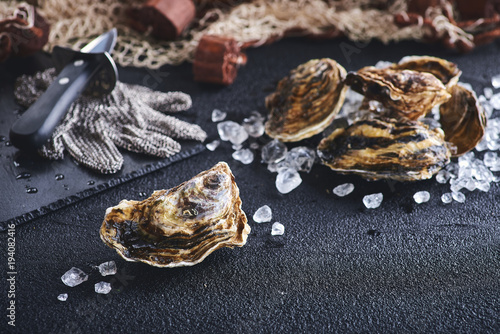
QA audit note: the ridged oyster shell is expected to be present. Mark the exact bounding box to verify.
[265,58,348,142]
[345,66,451,120]
[390,55,462,89]
[439,84,486,156]
[99,162,250,268]
[317,116,452,181]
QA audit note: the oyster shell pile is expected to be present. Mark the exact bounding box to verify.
[266,55,486,181]
[265,58,348,142]
[100,162,250,268]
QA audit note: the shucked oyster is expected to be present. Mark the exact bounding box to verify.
[317,116,452,181]
[265,58,348,142]
[439,84,486,156]
[390,55,462,89]
[345,67,451,120]
[100,162,250,268]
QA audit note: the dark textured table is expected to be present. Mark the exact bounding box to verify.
[1,37,500,333]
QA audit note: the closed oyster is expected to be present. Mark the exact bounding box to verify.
[265,58,348,142]
[345,67,451,120]
[390,55,462,88]
[439,84,486,156]
[99,162,250,268]
[317,116,452,181]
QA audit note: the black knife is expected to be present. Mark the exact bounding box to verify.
[10,29,118,151]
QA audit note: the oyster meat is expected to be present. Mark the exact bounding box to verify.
[317,116,452,181]
[390,55,462,89]
[439,84,486,156]
[100,162,250,268]
[345,67,451,120]
[265,58,348,142]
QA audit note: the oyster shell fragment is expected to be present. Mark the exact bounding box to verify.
[99,162,250,268]
[265,58,348,142]
[345,67,451,120]
[317,116,452,181]
[439,84,486,156]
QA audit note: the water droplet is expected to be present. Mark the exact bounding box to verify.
[13,161,20,167]
[55,174,64,181]
[5,141,12,146]
[87,180,95,185]
[16,172,31,180]
[26,187,38,194]
[0,136,6,142]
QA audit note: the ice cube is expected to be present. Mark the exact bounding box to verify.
[95,282,112,294]
[206,140,220,151]
[232,149,254,164]
[492,74,500,89]
[452,191,466,203]
[490,92,500,110]
[253,205,272,223]
[98,261,117,276]
[333,183,354,197]
[275,168,302,194]
[217,121,248,145]
[441,193,452,204]
[211,109,227,122]
[61,267,88,287]
[261,139,287,164]
[413,191,430,204]
[363,193,383,209]
[57,293,68,302]
[242,111,265,138]
[271,222,285,236]
[284,146,316,173]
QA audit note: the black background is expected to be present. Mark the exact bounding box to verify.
[1,36,500,333]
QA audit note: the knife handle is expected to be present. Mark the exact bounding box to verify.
[10,59,101,151]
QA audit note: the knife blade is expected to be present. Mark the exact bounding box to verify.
[9,29,118,151]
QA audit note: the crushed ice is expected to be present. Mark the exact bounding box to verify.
[61,267,88,287]
[271,222,285,236]
[253,205,272,223]
[95,282,112,294]
[98,261,117,276]
[57,293,68,302]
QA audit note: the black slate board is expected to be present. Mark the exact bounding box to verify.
[1,37,500,334]
[0,55,205,228]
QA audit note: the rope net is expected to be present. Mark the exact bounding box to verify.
[1,0,471,68]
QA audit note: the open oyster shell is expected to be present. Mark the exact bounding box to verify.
[317,116,452,181]
[390,55,462,89]
[100,162,250,268]
[265,58,348,142]
[345,67,451,120]
[439,84,486,156]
